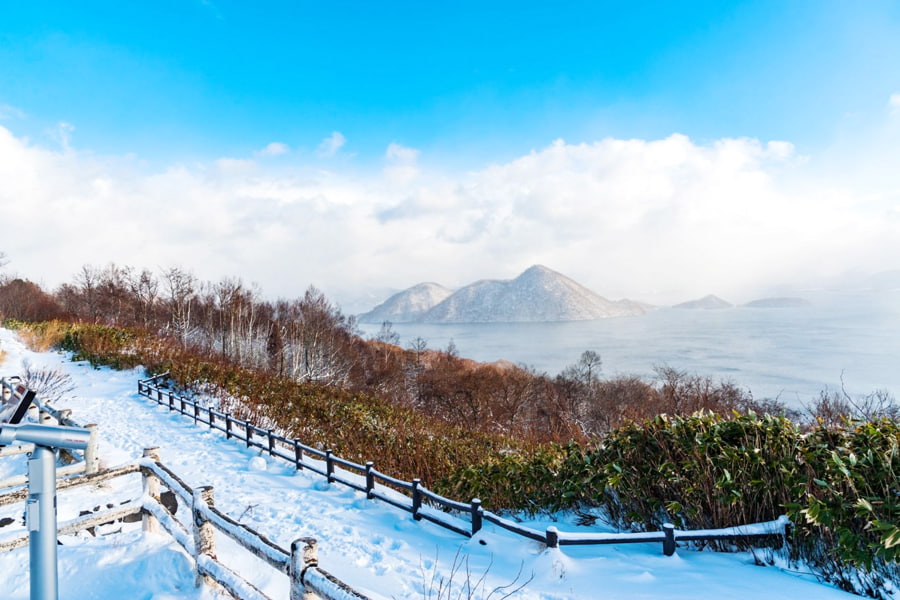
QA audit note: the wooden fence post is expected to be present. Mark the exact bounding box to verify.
[84,424,99,474]
[268,429,275,455]
[412,479,422,520]
[294,441,304,470]
[225,414,232,439]
[546,526,559,549]
[142,447,161,534]
[27,400,39,422]
[193,486,217,587]
[246,423,253,447]
[325,450,334,483]
[193,403,199,425]
[209,408,215,428]
[168,392,175,411]
[39,407,56,426]
[365,462,375,499]
[290,537,319,600]
[471,498,482,535]
[663,523,676,556]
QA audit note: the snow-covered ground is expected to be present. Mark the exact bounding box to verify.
[0,327,860,599]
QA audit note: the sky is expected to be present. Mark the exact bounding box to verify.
[1,1,899,309]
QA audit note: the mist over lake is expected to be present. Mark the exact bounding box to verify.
[358,290,900,407]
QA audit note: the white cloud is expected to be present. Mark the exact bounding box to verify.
[50,121,75,151]
[255,142,289,157]
[215,157,256,174]
[0,104,25,121]
[316,131,345,157]
[383,142,420,185]
[0,122,897,307]
[890,93,900,115]
[385,142,419,163]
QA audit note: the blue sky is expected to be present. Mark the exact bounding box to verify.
[3,1,898,163]
[1,2,899,306]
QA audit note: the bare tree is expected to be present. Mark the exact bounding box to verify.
[374,320,400,345]
[266,319,285,376]
[162,267,198,346]
[74,265,101,321]
[130,268,159,328]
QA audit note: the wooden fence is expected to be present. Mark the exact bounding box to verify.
[0,376,100,488]
[138,373,791,556]
[0,448,370,600]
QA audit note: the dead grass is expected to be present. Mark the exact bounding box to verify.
[15,320,69,352]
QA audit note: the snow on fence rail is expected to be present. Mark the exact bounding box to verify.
[0,376,100,488]
[138,373,792,556]
[0,448,371,600]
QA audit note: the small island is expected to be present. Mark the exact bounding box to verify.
[742,297,811,308]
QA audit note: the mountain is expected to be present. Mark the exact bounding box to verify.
[673,294,733,309]
[357,282,453,323]
[398,265,648,323]
[742,297,811,308]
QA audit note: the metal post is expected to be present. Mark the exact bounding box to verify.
[28,445,58,600]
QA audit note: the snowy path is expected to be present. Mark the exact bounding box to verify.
[0,327,859,599]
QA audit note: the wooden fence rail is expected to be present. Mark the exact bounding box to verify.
[138,374,792,556]
[0,451,370,600]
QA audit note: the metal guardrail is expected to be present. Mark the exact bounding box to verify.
[0,377,99,488]
[138,373,792,556]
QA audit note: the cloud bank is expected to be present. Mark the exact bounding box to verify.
[0,113,897,309]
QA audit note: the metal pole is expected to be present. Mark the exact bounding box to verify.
[28,444,58,600]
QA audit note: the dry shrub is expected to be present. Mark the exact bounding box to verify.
[20,359,75,404]
[12,320,70,352]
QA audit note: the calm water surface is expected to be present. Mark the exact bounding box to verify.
[358,291,900,406]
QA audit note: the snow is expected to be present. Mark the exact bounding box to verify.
[0,327,861,599]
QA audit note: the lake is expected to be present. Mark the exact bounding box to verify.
[357,290,900,407]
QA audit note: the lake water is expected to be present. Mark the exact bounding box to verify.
[358,290,900,407]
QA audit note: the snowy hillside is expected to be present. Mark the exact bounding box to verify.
[362,265,648,324]
[423,265,648,322]
[0,327,859,599]
[358,283,453,324]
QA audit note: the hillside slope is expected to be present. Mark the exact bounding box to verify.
[0,328,856,600]
[357,282,453,323]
